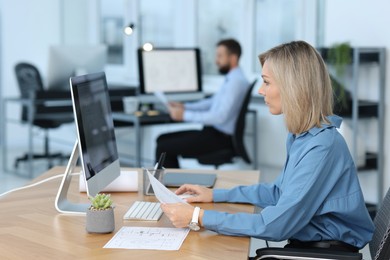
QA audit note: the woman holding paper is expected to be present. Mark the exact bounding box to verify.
[161,41,374,253]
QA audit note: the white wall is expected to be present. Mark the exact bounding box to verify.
[0,0,97,97]
[0,1,71,154]
[1,0,61,97]
[0,1,96,152]
[62,0,93,44]
[324,0,390,201]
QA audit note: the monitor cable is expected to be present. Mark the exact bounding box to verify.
[0,172,80,198]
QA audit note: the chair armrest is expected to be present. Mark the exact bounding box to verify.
[254,247,362,260]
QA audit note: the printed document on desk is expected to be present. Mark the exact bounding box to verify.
[146,169,187,204]
[104,226,189,250]
[104,172,190,250]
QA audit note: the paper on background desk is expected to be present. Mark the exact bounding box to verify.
[146,169,187,204]
[154,91,169,110]
[104,226,189,250]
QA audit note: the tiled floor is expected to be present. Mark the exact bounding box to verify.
[0,148,372,259]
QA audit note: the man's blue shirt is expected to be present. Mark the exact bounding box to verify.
[202,115,374,248]
[183,67,249,135]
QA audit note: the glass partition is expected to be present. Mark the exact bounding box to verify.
[254,0,301,71]
[100,0,126,64]
[197,0,244,75]
[138,0,176,47]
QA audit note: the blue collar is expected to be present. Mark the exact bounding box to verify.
[296,115,342,138]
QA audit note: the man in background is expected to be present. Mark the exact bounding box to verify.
[155,39,249,168]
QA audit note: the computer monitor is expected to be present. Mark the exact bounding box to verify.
[47,45,107,91]
[138,48,202,95]
[55,72,120,214]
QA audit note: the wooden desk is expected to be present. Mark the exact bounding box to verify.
[0,167,259,259]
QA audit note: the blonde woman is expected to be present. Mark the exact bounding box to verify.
[161,41,374,253]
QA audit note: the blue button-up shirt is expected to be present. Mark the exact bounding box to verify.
[203,115,374,248]
[183,67,249,135]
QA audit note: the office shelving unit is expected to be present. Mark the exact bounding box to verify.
[319,47,386,211]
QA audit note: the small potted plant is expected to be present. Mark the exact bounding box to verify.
[86,193,115,234]
[328,42,352,77]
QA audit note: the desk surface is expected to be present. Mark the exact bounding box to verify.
[0,167,259,259]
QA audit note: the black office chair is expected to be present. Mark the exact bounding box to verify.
[254,187,390,260]
[183,79,257,169]
[14,62,74,168]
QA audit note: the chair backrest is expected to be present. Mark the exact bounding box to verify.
[15,62,44,96]
[231,79,257,164]
[15,62,45,122]
[370,187,390,260]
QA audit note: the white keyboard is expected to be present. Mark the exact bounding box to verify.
[123,201,163,221]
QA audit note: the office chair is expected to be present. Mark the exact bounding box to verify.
[253,187,390,260]
[14,62,74,168]
[183,79,257,169]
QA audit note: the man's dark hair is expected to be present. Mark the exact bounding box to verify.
[217,39,242,59]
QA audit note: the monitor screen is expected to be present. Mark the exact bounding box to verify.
[138,48,202,94]
[70,72,120,197]
[47,45,107,91]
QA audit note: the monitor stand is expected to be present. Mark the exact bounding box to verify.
[55,140,89,214]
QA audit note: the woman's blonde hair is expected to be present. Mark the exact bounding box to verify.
[259,41,333,134]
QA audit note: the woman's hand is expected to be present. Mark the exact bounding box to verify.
[162,185,212,228]
[161,203,196,228]
[175,184,213,203]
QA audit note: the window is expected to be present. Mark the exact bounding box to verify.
[100,0,127,64]
[254,0,320,72]
[99,0,180,80]
[95,0,318,80]
[254,0,301,71]
[100,0,176,65]
[138,0,176,47]
[197,0,245,75]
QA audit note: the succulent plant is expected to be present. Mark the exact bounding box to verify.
[88,193,113,210]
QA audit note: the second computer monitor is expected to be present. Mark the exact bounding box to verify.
[47,45,107,91]
[138,48,202,94]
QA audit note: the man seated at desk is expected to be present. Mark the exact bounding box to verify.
[155,38,249,168]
